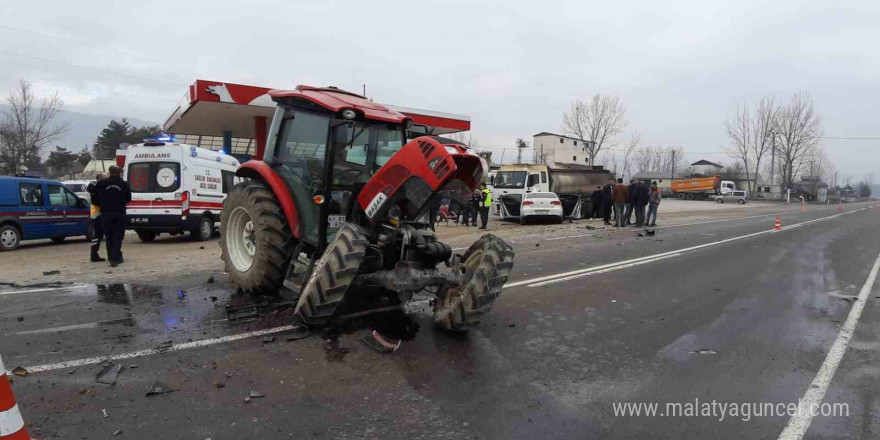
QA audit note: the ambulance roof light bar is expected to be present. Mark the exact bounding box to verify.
[144,134,177,143]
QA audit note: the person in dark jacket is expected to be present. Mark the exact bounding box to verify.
[87,173,106,262]
[590,186,604,219]
[646,181,661,226]
[93,166,132,266]
[624,179,637,226]
[602,179,615,225]
[633,179,650,226]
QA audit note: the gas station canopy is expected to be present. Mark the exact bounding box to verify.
[164,80,471,140]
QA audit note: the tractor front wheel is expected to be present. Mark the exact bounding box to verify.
[220,181,296,295]
[433,234,515,331]
[293,222,368,327]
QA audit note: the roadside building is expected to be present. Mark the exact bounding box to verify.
[632,171,675,196]
[532,132,595,167]
[689,159,724,177]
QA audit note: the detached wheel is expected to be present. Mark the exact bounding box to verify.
[192,216,213,241]
[51,236,66,243]
[136,230,157,242]
[220,180,296,295]
[0,225,21,251]
[434,234,515,331]
[293,222,367,327]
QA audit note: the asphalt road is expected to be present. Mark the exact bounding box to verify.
[2,202,879,439]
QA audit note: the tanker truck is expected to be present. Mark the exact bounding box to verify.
[671,175,737,200]
[491,164,614,220]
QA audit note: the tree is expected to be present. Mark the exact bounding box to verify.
[562,95,627,164]
[620,132,640,180]
[857,181,872,198]
[0,80,69,174]
[94,119,133,159]
[446,131,479,150]
[773,92,822,190]
[131,125,163,142]
[724,103,752,190]
[634,145,684,176]
[750,97,777,191]
[45,146,78,176]
[77,148,92,167]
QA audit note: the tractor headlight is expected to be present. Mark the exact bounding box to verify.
[341,109,356,120]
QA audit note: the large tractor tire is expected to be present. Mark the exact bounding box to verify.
[220,181,296,295]
[293,222,368,327]
[434,234,515,331]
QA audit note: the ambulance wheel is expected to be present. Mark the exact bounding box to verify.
[0,225,21,251]
[136,230,157,242]
[192,216,213,241]
[51,237,66,243]
[220,180,296,296]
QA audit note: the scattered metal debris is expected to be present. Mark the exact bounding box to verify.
[361,330,401,354]
[11,366,28,377]
[96,362,122,385]
[508,323,516,328]
[214,382,225,389]
[145,381,174,396]
[207,275,215,284]
[42,270,60,276]
[249,391,265,399]
[102,409,108,418]
[262,335,275,344]
[177,290,186,299]
[691,349,718,355]
[155,341,173,352]
[114,430,122,436]
[645,229,655,236]
[16,316,23,322]
[285,326,311,341]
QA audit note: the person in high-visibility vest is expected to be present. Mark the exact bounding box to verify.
[478,183,492,229]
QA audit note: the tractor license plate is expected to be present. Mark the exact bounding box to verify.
[327,215,346,228]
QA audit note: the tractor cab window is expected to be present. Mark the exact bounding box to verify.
[330,121,404,186]
[274,110,331,245]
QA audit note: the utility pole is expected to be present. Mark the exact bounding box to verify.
[362,84,366,96]
[670,149,676,181]
[769,131,776,197]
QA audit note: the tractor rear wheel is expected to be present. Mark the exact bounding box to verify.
[433,234,515,331]
[293,222,368,327]
[220,180,296,295]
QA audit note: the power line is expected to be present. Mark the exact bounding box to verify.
[820,136,880,140]
[0,76,179,103]
[0,50,182,87]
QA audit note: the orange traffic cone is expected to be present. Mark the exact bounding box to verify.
[1,354,32,440]
[775,215,781,230]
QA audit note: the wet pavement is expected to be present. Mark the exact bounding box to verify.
[1,203,879,439]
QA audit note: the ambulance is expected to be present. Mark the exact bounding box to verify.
[124,139,241,242]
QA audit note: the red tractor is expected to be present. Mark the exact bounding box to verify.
[220,86,514,331]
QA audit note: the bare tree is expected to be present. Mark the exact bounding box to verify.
[750,97,777,191]
[0,80,69,175]
[773,92,822,190]
[634,145,684,176]
[724,103,752,190]
[447,131,479,150]
[562,95,627,164]
[620,132,640,180]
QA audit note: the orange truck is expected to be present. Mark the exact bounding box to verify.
[671,176,737,200]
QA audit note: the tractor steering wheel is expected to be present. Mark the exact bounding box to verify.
[333,168,365,184]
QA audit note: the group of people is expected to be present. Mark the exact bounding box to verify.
[590,178,661,227]
[431,184,492,230]
[87,165,133,267]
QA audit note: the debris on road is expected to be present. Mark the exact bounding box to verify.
[177,290,186,299]
[155,341,173,352]
[509,323,516,328]
[16,316,23,322]
[207,275,215,284]
[262,335,275,344]
[102,409,108,418]
[96,362,122,385]
[145,381,174,396]
[42,270,60,276]
[361,330,401,353]
[249,391,265,399]
[11,366,28,377]
[214,382,225,389]
[691,349,718,355]
[286,326,311,341]
[114,430,122,436]
[645,229,655,236]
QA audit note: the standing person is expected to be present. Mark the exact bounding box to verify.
[624,179,637,226]
[429,193,442,231]
[87,173,106,262]
[467,189,481,227]
[602,179,615,225]
[612,178,629,227]
[633,179,649,227]
[590,186,604,219]
[478,183,492,229]
[93,166,132,267]
[646,181,661,226]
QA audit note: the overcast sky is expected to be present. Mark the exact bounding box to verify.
[1,0,877,179]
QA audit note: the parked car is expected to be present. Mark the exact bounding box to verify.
[520,192,564,224]
[715,190,748,204]
[0,175,91,251]
[62,180,94,200]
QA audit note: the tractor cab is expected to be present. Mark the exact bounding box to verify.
[262,90,410,247]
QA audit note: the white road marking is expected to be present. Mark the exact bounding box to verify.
[11,317,133,335]
[545,234,592,241]
[777,249,880,440]
[7,325,295,375]
[0,284,89,296]
[527,253,681,287]
[505,206,869,289]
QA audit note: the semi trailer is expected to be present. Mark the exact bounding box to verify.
[671,176,737,200]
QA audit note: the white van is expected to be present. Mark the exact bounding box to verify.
[124,142,241,242]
